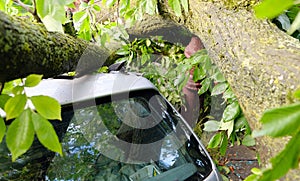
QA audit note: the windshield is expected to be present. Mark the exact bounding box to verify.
[0,89,212,180]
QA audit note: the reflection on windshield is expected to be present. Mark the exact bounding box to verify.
[0,90,212,180]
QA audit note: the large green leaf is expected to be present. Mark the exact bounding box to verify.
[30,95,62,120]
[168,0,182,17]
[0,117,5,143]
[25,74,43,87]
[222,101,240,122]
[36,0,49,18]
[253,103,300,137]
[6,109,35,161]
[4,94,27,120]
[211,82,228,96]
[32,112,62,155]
[203,120,220,132]
[254,0,294,19]
[258,131,300,181]
[41,15,64,33]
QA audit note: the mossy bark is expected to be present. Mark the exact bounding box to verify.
[181,1,300,179]
[0,11,111,83]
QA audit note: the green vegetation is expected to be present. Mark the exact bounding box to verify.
[0,0,300,180]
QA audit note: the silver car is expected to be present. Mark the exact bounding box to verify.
[0,71,222,181]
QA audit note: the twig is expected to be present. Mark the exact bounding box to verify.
[13,0,34,14]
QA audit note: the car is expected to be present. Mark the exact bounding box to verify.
[0,71,222,181]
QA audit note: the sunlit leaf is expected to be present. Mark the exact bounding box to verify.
[203,120,220,132]
[93,4,101,11]
[287,11,300,35]
[222,101,240,122]
[4,94,27,120]
[220,120,234,137]
[0,117,5,143]
[242,135,256,146]
[254,0,294,19]
[180,0,189,13]
[294,88,300,99]
[208,132,222,148]
[168,0,181,17]
[36,0,49,18]
[25,74,43,87]
[106,0,117,7]
[31,95,62,120]
[198,78,211,95]
[41,15,64,33]
[6,109,34,161]
[253,103,300,137]
[32,112,62,155]
[211,82,228,96]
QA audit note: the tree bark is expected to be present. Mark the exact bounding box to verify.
[181,1,300,179]
[0,11,111,83]
[1,0,300,178]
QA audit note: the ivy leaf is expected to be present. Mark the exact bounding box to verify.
[168,0,181,17]
[30,96,62,120]
[207,132,222,148]
[242,135,256,146]
[6,109,35,161]
[198,78,211,95]
[211,82,228,96]
[25,74,43,87]
[253,103,300,138]
[0,117,5,143]
[32,112,62,155]
[4,94,27,120]
[254,0,294,19]
[203,120,220,132]
[0,94,11,109]
[180,0,189,13]
[222,101,240,122]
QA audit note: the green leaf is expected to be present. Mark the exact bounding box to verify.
[242,135,256,146]
[4,94,27,120]
[211,82,228,96]
[168,0,182,17]
[287,11,300,35]
[193,66,206,82]
[145,0,157,15]
[0,94,11,109]
[93,4,101,11]
[6,109,35,161]
[30,95,62,120]
[222,101,240,122]
[220,133,228,156]
[106,0,117,7]
[32,112,62,155]
[36,0,49,18]
[253,103,300,137]
[0,117,5,143]
[0,0,5,11]
[25,74,43,87]
[203,120,220,132]
[198,78,211,95]
[258,131,300,181]
[180,0,189,13]
[294,88,300,99]
[212,71,226,83]
[41,15,64,33]
[219,120,234,137]
[207,132,222,148]
[12,86,24,95]
[254,0,294,19]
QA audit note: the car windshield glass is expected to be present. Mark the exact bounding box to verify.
[0,90,212,180]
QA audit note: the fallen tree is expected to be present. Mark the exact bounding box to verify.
[1,0,300,179]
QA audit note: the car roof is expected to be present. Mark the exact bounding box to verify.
[25,72,157,105]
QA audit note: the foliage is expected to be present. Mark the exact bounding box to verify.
[245,89,300,181]
[0,74,62,161]
[255,0,300,37]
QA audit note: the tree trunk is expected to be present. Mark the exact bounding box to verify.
[0,11,111,83]
[180,1,300,179]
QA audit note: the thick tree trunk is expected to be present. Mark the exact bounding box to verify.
[0,11,111,83]
[181,1,300,179]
